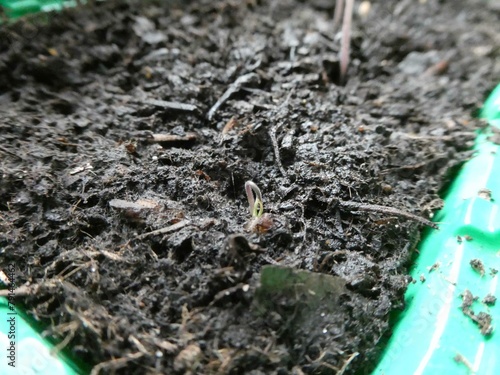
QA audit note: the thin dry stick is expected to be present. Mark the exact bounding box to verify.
[149,133,197,143]
[0,283,46,297]
[206,72,259,120]
[129,335,149,354]
[453,353,475,373]
[269,123,288,178]
[268,91,293,180]
[140,99,198,112]
[136,220,190,239]
[333,0,345,28]
[50,321,79,355]
[339,201,439,229]
[90,352,144,375]
[339,0,354,83]
[338,352,359,375]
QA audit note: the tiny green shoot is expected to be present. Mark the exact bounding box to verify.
[245,181,264,218]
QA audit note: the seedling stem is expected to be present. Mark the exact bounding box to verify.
[339,0,354,83]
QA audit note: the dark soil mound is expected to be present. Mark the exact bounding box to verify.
[1,0,498,373]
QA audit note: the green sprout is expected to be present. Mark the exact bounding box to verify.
[245,181,264,218]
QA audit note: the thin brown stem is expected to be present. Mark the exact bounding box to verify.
[339,0,354,84]
[339,201,439,229]
[333,0,344,29]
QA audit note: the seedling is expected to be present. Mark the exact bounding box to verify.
[244,181,274,234]
[245,181,264,218]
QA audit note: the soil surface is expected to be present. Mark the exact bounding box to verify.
[1,0,499,374]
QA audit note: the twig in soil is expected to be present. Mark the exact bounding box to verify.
[269,123,288,178]
[90,352,144,375]
[245,181,264,218]
[65,304,101,337]
[57,261,91,281]
[208,283,249,307]
[147,133,198,143]
[339,201,439,229]
[0,145,25,160]
[339,0,354,83]
[393,131,476,141]
[136,220,191,240]
[379,161,428,174]
[50,320,79,355]
[316,362,339,372]
[129,335,149,354]
[140,99,198,112]
[206,72,259,120]
[0,284,45,297]
[268,90,293,179]
[338,352,359,375]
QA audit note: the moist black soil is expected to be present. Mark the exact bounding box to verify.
[1,0,499,374]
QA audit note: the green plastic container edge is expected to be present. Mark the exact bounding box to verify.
[0,0,80,19]
[374,84,500,375]
[0,295,85,374]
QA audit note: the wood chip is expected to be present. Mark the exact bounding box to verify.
[149,133,198,143]
[141,99,198,112]
[109,199,160,211]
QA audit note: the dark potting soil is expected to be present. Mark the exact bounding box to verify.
[1,0,499,373]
